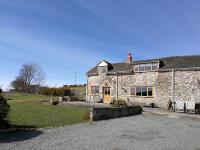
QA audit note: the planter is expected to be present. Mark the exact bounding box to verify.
[52,101,59,105]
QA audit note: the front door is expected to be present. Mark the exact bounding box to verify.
[103,87,111,104]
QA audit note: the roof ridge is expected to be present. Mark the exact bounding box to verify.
[133,54,200,62]
[87,54,200,75]
[159,54,200,60]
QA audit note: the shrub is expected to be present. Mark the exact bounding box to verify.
[52,101,59,105]
[70,96,79,101]
[39,87,70,96]
[0,94,10,121]
[110,99,127,107]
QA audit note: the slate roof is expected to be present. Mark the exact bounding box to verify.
[86,63,132,75]
[86,55,200,75]
[107,63,133,73]
[134,55,200,69]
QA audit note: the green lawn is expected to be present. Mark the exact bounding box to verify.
[4,93,89,129]
[5,93,57,101]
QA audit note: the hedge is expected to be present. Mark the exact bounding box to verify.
[39,87,70,96]
[0,94,10,121]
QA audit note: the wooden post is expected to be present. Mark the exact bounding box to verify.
[90,107,94,122]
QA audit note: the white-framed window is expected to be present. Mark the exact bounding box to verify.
[91,86,99,95]
[152,63,158,70]
[134,63,158,72]
[103,87,111,95]
[130,86,153,97]
[98,66,107,74]
[139,64,145,71]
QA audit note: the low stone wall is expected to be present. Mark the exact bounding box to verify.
[90,106,142,121]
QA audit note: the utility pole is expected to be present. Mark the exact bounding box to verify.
[75,72,77,85]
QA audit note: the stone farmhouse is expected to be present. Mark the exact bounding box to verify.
[86,53,200,108]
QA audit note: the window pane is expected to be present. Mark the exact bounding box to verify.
[152,63,158,70]
[98,67,102,73]
[104,88,110,95]
[130,87,136,95]
[91,87,94,94]
[107,88,110,95]
[91,86,99,94]
[136,87,141,96]
[95,87,99,94]
[98,67,107,74]
[139,64,145,71]
[148,87,153,96]
[145,64,152,71]
[135,65,139,71]
[102,67,107,73]
[141,87,147,96]
[104,88,107,95]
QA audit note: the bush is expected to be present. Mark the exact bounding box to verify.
[70,96,78,101]
[52,101,59,105]
[39,87,70,96]
[110,99,127,107]
[0,94,10,121]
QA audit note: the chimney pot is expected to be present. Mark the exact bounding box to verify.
[126,53,132,63]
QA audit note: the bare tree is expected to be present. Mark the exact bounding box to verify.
[19,63,45,85]
[11,63,45,93]
[11,76,26,93]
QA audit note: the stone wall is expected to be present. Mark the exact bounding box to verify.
[155,71,172,107]
[87,74,117,103]
[87,70,200,108]
[117,72,158,106]
[90,106,143,121]
[174,71,200,102]
[87,75,101,103]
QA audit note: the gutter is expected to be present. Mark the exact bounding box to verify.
[159,67,200,72]
[172,69,175,103]
[106,70,133,75]
[87,73,98,76]
[131,60,160,65]
[116,73,118,100]
[86,75,89,102]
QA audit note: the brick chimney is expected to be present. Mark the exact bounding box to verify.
[126,53,132,63]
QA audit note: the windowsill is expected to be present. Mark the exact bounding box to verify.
[129,95,154,98]
[90,94,99,96]
[134,70,158,73]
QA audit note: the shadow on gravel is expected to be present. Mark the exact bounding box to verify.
[0,125,43,143]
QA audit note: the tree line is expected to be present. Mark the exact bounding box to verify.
[11,63,45,93]
[39,87,70,96]
[10,63,72,96]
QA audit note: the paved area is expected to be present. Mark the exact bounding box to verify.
[1,113,200,150]
[143,107,200,120]
[61,101,112,108]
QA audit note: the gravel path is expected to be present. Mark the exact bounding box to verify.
[1,113,200,150]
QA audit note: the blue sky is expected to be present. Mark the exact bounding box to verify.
[0,0,200,90]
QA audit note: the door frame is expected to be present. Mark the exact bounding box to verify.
[103,87,111,104]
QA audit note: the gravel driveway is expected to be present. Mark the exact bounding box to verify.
[1,113,200,150]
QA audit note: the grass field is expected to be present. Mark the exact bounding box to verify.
[4,93,89,129]
[5,93,57,101]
